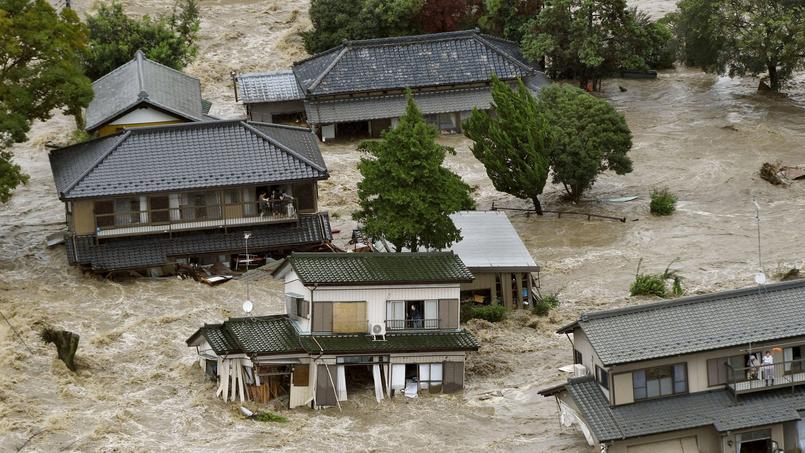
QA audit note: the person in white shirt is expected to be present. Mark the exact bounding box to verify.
[762,351,775,386]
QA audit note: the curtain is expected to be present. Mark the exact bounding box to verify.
[425,300,438,327]
[372,364,384,403]
[336,365,347,401]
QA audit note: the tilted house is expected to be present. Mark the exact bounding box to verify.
[48,120,332,273]
[540,280,805,453]
[86,50,214,137]
[235,29,550,140]
[187,252,479,409]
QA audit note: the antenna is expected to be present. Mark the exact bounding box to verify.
[753,199,766,286]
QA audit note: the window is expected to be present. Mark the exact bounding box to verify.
[418,363,443,392]
[707,355,745,386]
[286,295,308,319]
[633,363,687,401]
[573,349,583,365]
[386,300,439,330]
[596,366,609,390]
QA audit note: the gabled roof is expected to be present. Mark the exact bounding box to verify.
[274,252,474,286]
[292,29,538,96]
[49,120,328,200]
[559,279,805,366]
[447,211,539,272]
[546,376,805,442]
[86,50,205,131]
[236,70,305,103]
[186,314,479,356]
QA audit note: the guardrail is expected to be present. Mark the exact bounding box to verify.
[386,319,439,330]
[726,357,805,395]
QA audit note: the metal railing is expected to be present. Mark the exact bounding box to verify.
[726,358,805,395]
[93,199,297,235]
[386,319,439,330]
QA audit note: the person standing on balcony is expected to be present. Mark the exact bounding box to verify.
[762,351,775,386]
[259,192,270,217]
[747,354,760,380]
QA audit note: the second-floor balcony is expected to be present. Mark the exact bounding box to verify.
[94,199,297,239]
[386,319,440,331]
[727,358,805,395]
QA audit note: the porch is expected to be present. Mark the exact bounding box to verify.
[727,358,805,395]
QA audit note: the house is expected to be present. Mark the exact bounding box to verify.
[86,50,214,137]
[48,120,332,273]
[186,252,480,408]
[235,29,550,140]
[368,211,540,309]
[539,279,805,453]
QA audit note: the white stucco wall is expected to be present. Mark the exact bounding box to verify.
[109,106,180,125]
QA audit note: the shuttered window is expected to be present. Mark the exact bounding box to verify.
[312,302,333,333]
[293,364,309,387]
[438,299,459,329]
[706,355,745,386]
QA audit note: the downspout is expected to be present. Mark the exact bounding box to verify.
[307,284,342,411]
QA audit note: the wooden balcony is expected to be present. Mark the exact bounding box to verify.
[94,200,297,239]
[727,358,805,395]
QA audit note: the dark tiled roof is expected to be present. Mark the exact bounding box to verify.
[248,122,326,168]
[236,70,305,103]
[49,120,327,200]
[293,30,539,95]
[187,314,479,356]
[279,252,474,286]
[560,279,805,366]
[86,50,204,131]
[67,213,332,271]
[557,377,805,442]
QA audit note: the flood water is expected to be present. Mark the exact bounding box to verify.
[2,0,805,451]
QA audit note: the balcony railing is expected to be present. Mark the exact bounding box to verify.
[386,319,439,331]
[93,200,297,238]
[726,358,805,395]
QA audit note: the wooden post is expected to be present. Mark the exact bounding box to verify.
[502,272,513,309]
[515,273,524,310]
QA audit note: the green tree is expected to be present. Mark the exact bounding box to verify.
[303,0,421,54]
[629,10,675,70]
[521,0,669,89]
[538,84,632,201]
[0,0,92,202]
[477,0,542,42]
[673,0,805,91]
[355,92,475,251]
[84,0,200,80]
[463,77,552,214]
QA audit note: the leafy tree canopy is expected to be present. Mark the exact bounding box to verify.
[463,76,552,214]
[671,0,805,91]
[84,0,200,80]
[521,0,673,89]
[355,92,475,251]
[0,0,92,202]
[539,83,632,201]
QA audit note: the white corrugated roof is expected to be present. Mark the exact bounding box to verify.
[448,211,539,272]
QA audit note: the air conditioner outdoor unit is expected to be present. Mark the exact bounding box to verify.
[573,364,588,377]
[370,323,386,340]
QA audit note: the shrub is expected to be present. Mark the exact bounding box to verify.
[630,274,668,297]
[253,411,287,423]
[461,303,507,323]
[760,162,784,185]
[650,188,677,216]
[532,293,560,317]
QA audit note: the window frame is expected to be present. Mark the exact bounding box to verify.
[573,349,583,365]
[595,365,609,390]
[632,362,688,401]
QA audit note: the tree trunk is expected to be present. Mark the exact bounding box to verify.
[531,196,544,215]
[767,63,779,92]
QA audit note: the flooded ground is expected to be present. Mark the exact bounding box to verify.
[3,0,805,451]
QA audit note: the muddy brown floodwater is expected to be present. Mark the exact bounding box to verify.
[3,0,805,451]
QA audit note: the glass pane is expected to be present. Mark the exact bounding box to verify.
[659,377,673,395]
[674,380,687,393]
[646,379,660,398]
[633,370,646,387]
[431,363,443,382]
[419,364,430,381]
[634,387,647,400]
[425,300,438,320]
[673,363,686,381]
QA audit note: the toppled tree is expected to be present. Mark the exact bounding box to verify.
[630,259,684,298]
[355,92,475,251]
[539,84,633,202]
[0,0,93,202]
[463,77,552,214]
[650,188,677,215]
[84,0,200,80]
[40,327,80,372]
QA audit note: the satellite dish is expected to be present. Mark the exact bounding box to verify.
[242,300,253,314]
[755,272,767,285]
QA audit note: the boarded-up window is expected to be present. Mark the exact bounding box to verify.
[443,361,464,393]
[333,302,366,333]
[293,183,316,212]
[312,302,333,333]
[439,299,459,329]
[293,364,309,387]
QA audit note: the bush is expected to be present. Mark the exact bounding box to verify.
[630,274,667,297]
[760,162,784,185]
[253,411,287,423]
[461,303,507,323]
[532,293,560,317]
[650,188,677,216]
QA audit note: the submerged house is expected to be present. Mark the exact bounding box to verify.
[48,120,332,273]
[235,29,549,140]
[186,252,479,408]
[86,50,214,137]
[540,280,805,453]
